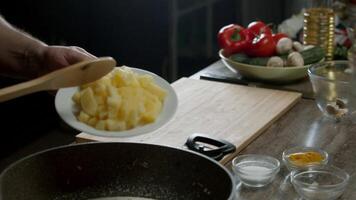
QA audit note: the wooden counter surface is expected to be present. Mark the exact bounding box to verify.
[229,98,356,199]
[193,60,356,199]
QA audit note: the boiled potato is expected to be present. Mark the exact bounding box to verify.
[78,111,90,123]
[112,68,140,87]
[143,83,166,101]
[80,88,97,116]
[140,89,162,123]
[139,75,166,101]
[72,66,167,132]
[106,119,126,131]
[72,91,81,104]
[87,117,98,126]
[95,120,106,130]
[142,98,162,123]
[107,95,121,119]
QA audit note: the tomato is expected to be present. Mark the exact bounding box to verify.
[247,21,272,36]
[272,33,289,44]
[217,24,251,55]
[245,33,276,57]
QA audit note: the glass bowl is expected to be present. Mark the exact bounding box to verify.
[291,165,350,200]
[282,146,328,172]
[308,61,351,120]
[232,154,280,187]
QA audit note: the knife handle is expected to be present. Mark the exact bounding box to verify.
[200,74,248,85]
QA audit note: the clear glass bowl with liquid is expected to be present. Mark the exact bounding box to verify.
[308,61,351,120]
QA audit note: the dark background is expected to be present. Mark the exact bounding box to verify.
[0,0,304,170]
[0,0,303,80]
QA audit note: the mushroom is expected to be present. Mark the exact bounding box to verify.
[276,38,293,55]
[267,56,284,67]
[286,52,304,67]
[292,41,304,52]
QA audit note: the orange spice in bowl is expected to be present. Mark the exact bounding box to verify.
[282,147,328,171]
[287,151,324,166]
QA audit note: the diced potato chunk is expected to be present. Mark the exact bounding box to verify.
[95,120,106,130]
[72,91,81,104]
[143,83,167,101]
[80,88,97,116]
[78,111,90,123]
[87,117,98,126]
[72,67,167,132]
[141,93,162,123]
[106,119,126,131]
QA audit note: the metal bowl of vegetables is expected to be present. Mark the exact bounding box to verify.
[219,46,325,83]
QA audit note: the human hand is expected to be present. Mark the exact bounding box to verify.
[33,45,96,76]
[0,15,97,79]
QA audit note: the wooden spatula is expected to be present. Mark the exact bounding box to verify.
[0,57,116,102]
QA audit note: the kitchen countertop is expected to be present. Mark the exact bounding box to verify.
[230,98,356,199]
[2,60,355,199]
[192,60,356,199]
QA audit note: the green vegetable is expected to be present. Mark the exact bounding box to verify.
[229,46,325,66]
[229,53,249,63]
[299,46,325,65]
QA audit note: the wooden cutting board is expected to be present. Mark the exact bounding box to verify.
[76,78,301,164]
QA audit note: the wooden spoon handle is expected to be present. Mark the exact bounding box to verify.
[0,78,47,102]
[0,57,116,102]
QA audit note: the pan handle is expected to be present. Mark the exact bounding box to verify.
[185,133,236,161]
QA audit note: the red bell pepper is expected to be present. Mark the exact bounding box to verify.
[243,21,276,57]
[218,24,251,55]
[247,21,272,36]
[245,33,276,57]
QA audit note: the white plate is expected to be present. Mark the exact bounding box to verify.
[55,67,178,138]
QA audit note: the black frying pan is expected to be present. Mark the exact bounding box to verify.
[0,135,236,200]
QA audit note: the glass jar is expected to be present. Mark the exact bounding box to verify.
[347,27,356,122]
[303,0,335,60]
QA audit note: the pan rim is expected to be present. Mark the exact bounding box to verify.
[0,142,236,200]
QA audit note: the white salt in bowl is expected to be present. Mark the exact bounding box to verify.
[232,154,280,187]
